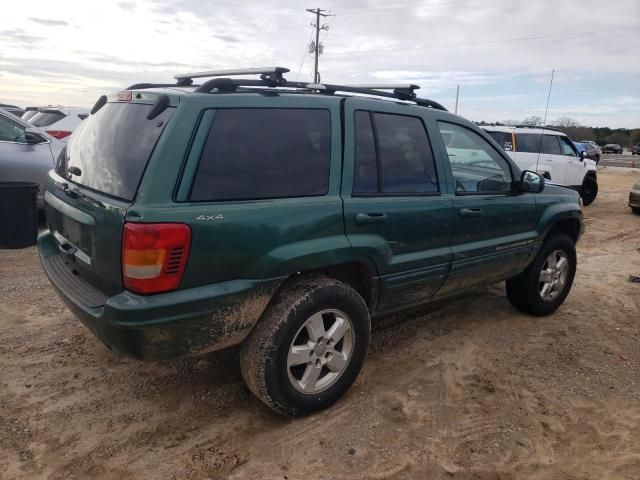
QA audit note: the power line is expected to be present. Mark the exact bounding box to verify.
[324,27,640,56]
[295,26,317,82]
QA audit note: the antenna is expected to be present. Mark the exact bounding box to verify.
[454,84,460,114]
[536,69,555,172]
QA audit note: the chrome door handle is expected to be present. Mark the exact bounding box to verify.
[459,208,482,218]
[355,213,388,225]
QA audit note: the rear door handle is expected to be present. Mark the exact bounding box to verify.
[355,212,387,225]
[459,208,482,218]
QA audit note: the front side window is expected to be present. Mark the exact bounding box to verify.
[541,135,562,155]
[0,114,27,143]
[438,122,512,194]
[558,136,578,157]
[353,111,438,194]
[190,109,331,201]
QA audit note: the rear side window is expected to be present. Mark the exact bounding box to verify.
[56,102,174,201]
[515,133,542,153]
[353,111,438,194]
[30,111,66,127]
[190,109,331,201]
[486,131,513,151]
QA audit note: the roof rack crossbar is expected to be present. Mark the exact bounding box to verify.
[128,69,447,111]
[176,67,289,86]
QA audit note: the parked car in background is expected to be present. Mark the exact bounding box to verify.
[0,108,64,208]
[482,125,598,205]
[631,143,640,155]
[580,140,601,154]
[25,106,90,141]
[630,180,640,215]
[602,143,623,154]
[20,107,40,122]
[38,67,584,417]
[0,103,25,117]
[573,141,600,164]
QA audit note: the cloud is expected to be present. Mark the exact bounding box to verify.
[29,18,69,26]
[0,29,43,46]
[1,0,638,127]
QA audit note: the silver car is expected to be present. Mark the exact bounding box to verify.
[0,108,64,208]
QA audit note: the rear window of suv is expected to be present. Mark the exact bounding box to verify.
[30,111,66,127]
[55,102,174,201]
[190,109,331,201]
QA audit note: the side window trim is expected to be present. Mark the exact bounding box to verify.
[352,110,441,197]
[369,111,383,193]
[175,109,216,202]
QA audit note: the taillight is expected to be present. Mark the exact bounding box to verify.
[46,130,72,139]
[122,223,191,294]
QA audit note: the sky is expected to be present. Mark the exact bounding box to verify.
[1,0,639,128]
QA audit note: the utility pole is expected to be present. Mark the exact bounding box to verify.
[306,8,332,83]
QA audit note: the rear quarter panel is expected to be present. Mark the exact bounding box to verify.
[131,94,355,289]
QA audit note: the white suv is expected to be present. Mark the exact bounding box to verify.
[23,106,89,141]
[482,126,598,205]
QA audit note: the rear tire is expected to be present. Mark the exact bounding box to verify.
[580,176,598,206]
[240,276,370,417]
[632,207,640,215]
[506,234,577,316]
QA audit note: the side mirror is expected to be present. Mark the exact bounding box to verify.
[580,150,587,160]
[24,129,47,144]
[520,170,545,193]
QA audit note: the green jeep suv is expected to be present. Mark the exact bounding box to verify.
[38,67,584,416]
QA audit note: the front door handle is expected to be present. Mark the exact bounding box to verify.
[459,208,482,218]
[355,212,388,225]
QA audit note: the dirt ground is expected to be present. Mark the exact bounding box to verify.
[1,169,639,480]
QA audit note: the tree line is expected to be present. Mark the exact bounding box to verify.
[476,116,640,147]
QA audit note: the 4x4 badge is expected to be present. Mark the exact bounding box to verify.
[196,214,224,221]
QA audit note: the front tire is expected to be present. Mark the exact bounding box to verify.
[580,176,598,206]
[632,207,640,215]
[506,234,577,316]
[240,276,371,417]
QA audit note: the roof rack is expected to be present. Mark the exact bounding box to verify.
[126,67,448,111]
[513,125,563,132]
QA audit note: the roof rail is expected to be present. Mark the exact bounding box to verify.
[126,66,448,111]
[513,124,564,132]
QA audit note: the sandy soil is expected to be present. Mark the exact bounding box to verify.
[1,169,639,480]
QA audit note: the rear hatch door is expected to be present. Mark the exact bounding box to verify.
[44,96,175,296]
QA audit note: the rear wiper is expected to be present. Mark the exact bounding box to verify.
[62,184,105,208]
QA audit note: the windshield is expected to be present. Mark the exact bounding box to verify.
[55,102,174,201]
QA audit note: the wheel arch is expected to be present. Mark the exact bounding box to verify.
[271,261,379,310]
[545,217,582,244]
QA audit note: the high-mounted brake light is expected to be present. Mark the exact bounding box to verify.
[46,130,72,140]
[122,223,191,294]
[116,90,133,102]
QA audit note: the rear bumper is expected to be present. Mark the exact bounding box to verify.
[630,190,640,208]
[38,230,282,360]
